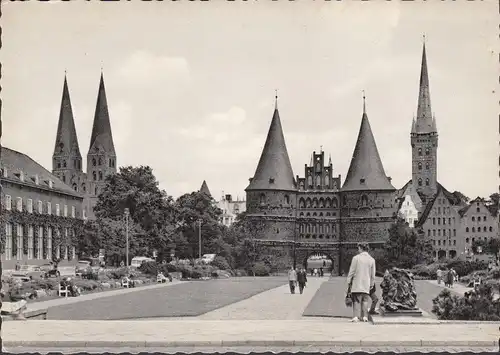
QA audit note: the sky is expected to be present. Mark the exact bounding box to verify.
[1,1,498,201]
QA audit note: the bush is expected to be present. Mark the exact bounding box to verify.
[73,279,102,291]
[139,261,158,276]
[31,278,60,291]
[163,263,178,273]
[211,271,219,278]
[232,269,248,277]
[432,285,500,321]
[211,256,231,271]
[108,267,130,280]
[252,262,270,277]
[191,270,202,279]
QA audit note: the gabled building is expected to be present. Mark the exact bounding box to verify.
[217,194,246,227]
[1,147,84,269]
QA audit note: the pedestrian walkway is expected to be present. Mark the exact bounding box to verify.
[425,280,472,295]
[25,280,186,312]
[3,320,498,348]
[198,277,328,320]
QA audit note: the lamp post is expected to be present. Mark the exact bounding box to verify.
[124,208,130,268]
[198,219,202,260]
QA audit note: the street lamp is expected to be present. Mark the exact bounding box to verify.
[124,208,130,268]
[197,219,202,260]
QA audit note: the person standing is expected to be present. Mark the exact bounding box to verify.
[436,268,442,285]
[297,267,307,294]
[288,267,297,294]
[346,242,376,322]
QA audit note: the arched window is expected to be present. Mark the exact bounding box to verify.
[95,186,98,195]
[472,216,475,221]
[425,162,430,170]
[324,175,329,186]
[490,226,493,232]
[319,198,324,208]
[82,183,86,192]
[299,198,305,208]
[98,157,102,166]
[466,227,469,232]
[361,195,368,207]
[466,238,470,243]
[315,176,321,187]
[316,163,321,171]
[92,171,97,181]
[284,195,290,205]
[313,198,318,208]
[483,226,487,232]
[259,193,266,205]
[57,162,61,169]
[472,227,475,232]
[418,148,422,156]
[425,147,430,155]
[418,162,422,171]
[418,178,422,186]
[63,161,67,168]
[307,175,313,187]
[109,159,113,168]
[425,178,430,186]
[332,197,338,208]
[306,198,311,208]
[72,183,77,191]
[98,171,103,180]
[92,158,97,167]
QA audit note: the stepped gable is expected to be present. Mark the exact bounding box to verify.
[246,99,296,192]
[342,95,395,192]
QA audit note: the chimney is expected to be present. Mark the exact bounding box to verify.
[225,194,232,202]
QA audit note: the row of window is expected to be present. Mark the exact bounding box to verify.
[466,226,494,233]
[4,223,75,261]
[428,229,457,237]
[300,234,335,240]
[417,178,431,187]
[432,239,457,247]
[431,217,456,226]
[259,194,291,205]
[91,157,115,168]
[3,195,81,218]
[471,215,488,222]
[417,147,432,156]
[435,207,452,215]
[299,224,338,234]
[417,162,431,171]
[299,212,337,217]
[465,236,491,244]
[55,159,81,171]
[299,197,339,209]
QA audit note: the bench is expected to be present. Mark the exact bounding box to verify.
[58,284,69,297]
[121,277,131,288]
[157,274,168,283]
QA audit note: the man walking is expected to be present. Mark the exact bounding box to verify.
[346,242,376,322]
[297,267,307,294]
[288,266,297,294]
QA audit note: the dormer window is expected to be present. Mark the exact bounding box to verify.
[360,178,366,184]
[19,171,24,182]
[34,175,39,185]
[269,178,275,184]
[48,180,53,189]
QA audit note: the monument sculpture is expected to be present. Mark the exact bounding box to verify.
[379,268,423,316]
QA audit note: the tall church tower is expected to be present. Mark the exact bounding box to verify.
[52,74,86,193]
[85,72,117,218]
[245,96,297,241]
[411,39,438,198]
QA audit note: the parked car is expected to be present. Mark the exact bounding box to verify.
[38,263,61,278]
[131,256,154,268]
[75,260,92,276]
[12,265,45,280]
[76,259,102,278]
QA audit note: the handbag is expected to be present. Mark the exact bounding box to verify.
[345,281,353,307]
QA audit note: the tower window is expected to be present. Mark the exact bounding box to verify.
[72,183,78,191]
[62,175,66,183]
[92,171,97,181]
[260,193,266,205]
[284,195,290,204]
[418,148,422,156]
[63,161,67,168]
[425,162,429,170]
[98,171,103,180]
[418,178,422,186]
[98,157,102,166]
[82,183,86,192]
[418,162,422,171]
[92,158,97,167]
[425,147,430,155]
[95,186,98,195]
[425,178,429,186]
[109,159,113,168]
[57,162,61,169]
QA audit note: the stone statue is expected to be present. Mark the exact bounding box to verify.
[380,268,418,312]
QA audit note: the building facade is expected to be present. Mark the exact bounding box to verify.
[51,73,117,220]
[0,148,84,269]
[217,194,246,227]
[245,94,398,273]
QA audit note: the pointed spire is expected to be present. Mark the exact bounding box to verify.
[53,73,82,159]
[328,154,332,166]
[88,72,116,155]
[413,37,436,134]
[362,90,367,115]
[246,101,296,191]
[342,100,395,192]
[310,153,314,167]
[275,89,278,110]
[199,180,212,197]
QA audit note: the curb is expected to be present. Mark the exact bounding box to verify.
[4,340,498,348]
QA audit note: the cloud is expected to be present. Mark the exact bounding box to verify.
[116,50,191,87]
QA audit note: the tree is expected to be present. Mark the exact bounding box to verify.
[174,191,223,260]
[383,218,434,269]
[489,193,499,206]
[91,166,178,259]
[452,191,470,204]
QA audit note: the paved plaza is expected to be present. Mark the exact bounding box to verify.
[3,275,491,352]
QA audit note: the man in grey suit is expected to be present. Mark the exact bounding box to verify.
[346,242,376,322]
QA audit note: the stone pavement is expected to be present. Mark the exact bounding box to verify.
[197,277,328,320]
[3,320,499,348]
[25,280,185,312]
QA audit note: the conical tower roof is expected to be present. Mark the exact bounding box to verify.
[88,72,116,154]
[199,180,212,197]
[246,99,296,191]
[342,95,395,192]
[53,74,82,158]
[412,40,437,134]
